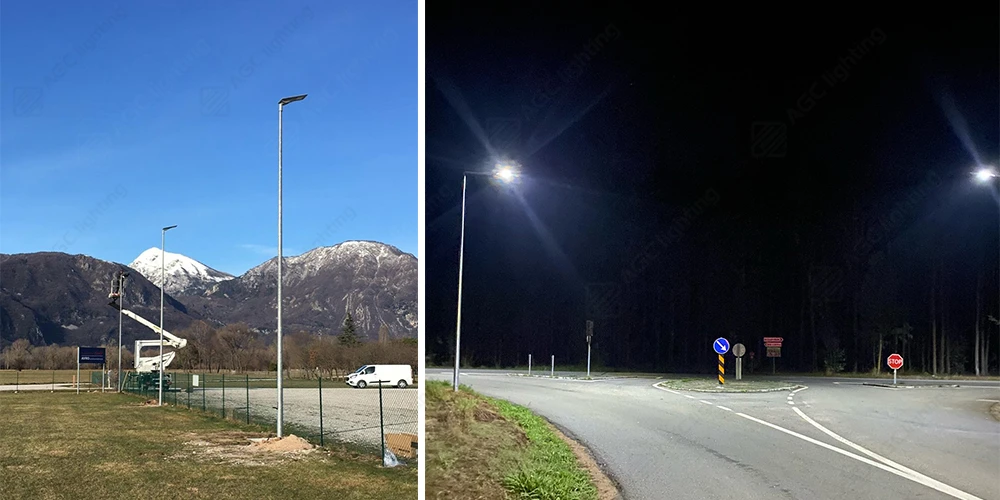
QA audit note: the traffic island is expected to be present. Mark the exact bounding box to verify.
[657,378,800,393]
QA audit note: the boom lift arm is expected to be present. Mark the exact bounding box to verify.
[107,269,187,373]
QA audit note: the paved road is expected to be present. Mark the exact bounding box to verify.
[429,369,1000,500]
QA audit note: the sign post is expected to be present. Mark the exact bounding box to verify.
[586,320,594,378]
[528,354,532,376]
[764,337,783,374]
[732,343,746,380]
[713,338,730,385]
[887,353,904,385]
[551,355,555,378]
[77,347,106,394]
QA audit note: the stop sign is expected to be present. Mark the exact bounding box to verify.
[887,353,903,370]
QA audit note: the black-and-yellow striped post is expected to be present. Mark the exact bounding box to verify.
[718,354,725,385]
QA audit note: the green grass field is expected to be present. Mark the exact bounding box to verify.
[0,392,416,499]
[425,380,598,500]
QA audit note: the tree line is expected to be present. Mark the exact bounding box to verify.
[1,313,416,377]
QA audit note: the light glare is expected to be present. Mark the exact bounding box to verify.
[495,166,516,183]
[975,167,997,183]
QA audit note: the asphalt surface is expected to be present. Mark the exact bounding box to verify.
[429,369,1000,500]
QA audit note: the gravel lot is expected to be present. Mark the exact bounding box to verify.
[199,387,417,450]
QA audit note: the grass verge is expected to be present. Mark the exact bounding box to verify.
[425,380,601,500]
[0,392,415,499]
[658,377,798,392]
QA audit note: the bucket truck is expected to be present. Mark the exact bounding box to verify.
[107,269,187,391]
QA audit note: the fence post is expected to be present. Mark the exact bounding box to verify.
[318,376,324,447]
[379,381,385,466]
[222,373,226,419]
[187,373,191,409]
[51,369,55,393]
[202,375,206,412]
[15,371,18,393]
[246,374,250,425]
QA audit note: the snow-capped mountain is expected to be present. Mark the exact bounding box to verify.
[129,248,234,296]
[1,241,417,346]
[0,252,199,347]
[198,240,417,339]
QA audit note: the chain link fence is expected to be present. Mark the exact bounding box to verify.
[118,371,418,463]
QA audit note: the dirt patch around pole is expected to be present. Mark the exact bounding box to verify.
[249,434,314,452]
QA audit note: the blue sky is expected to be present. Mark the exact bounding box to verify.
[0,1,417,276]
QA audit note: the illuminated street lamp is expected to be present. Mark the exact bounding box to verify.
[454,163,519,391]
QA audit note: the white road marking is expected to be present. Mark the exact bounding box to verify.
[683,394,696,399]
[787,401,794,405]
[659,388,683,395]
[787,395,793,400]
[791,407,981,500]
[975,399,999,403]
[699,400,714,405]
[736,412,982,500]
[792,386,809,394]
[650,380,980,499]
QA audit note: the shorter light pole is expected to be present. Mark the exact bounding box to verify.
[159,224,177,406]
[118,273,124,391]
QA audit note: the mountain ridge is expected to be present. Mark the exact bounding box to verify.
[1,240,417,347]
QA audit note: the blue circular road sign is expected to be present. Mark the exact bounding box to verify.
[713,337,730,355]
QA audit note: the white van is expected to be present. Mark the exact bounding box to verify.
[346,364,413,389]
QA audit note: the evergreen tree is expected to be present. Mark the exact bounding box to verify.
[339,313,360,346]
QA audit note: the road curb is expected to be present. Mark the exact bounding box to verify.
[655,381,801,393]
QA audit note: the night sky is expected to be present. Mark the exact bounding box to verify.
[426,2,1000,374]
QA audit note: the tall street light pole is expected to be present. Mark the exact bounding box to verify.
[453,174,468,391]
[975,166,999,376]
[277,93,307,437]
[453,164,519,391]
[159,224,177,406]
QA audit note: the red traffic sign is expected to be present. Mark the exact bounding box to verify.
[763,337,783,342]
[887,353,903,370]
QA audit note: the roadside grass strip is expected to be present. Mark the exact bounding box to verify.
[425,381,598,500]
[492,399,598,500]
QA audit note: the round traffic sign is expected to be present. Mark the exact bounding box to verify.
[713,338,730,355]
[887,353,903,370]
[732,343,746,357]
